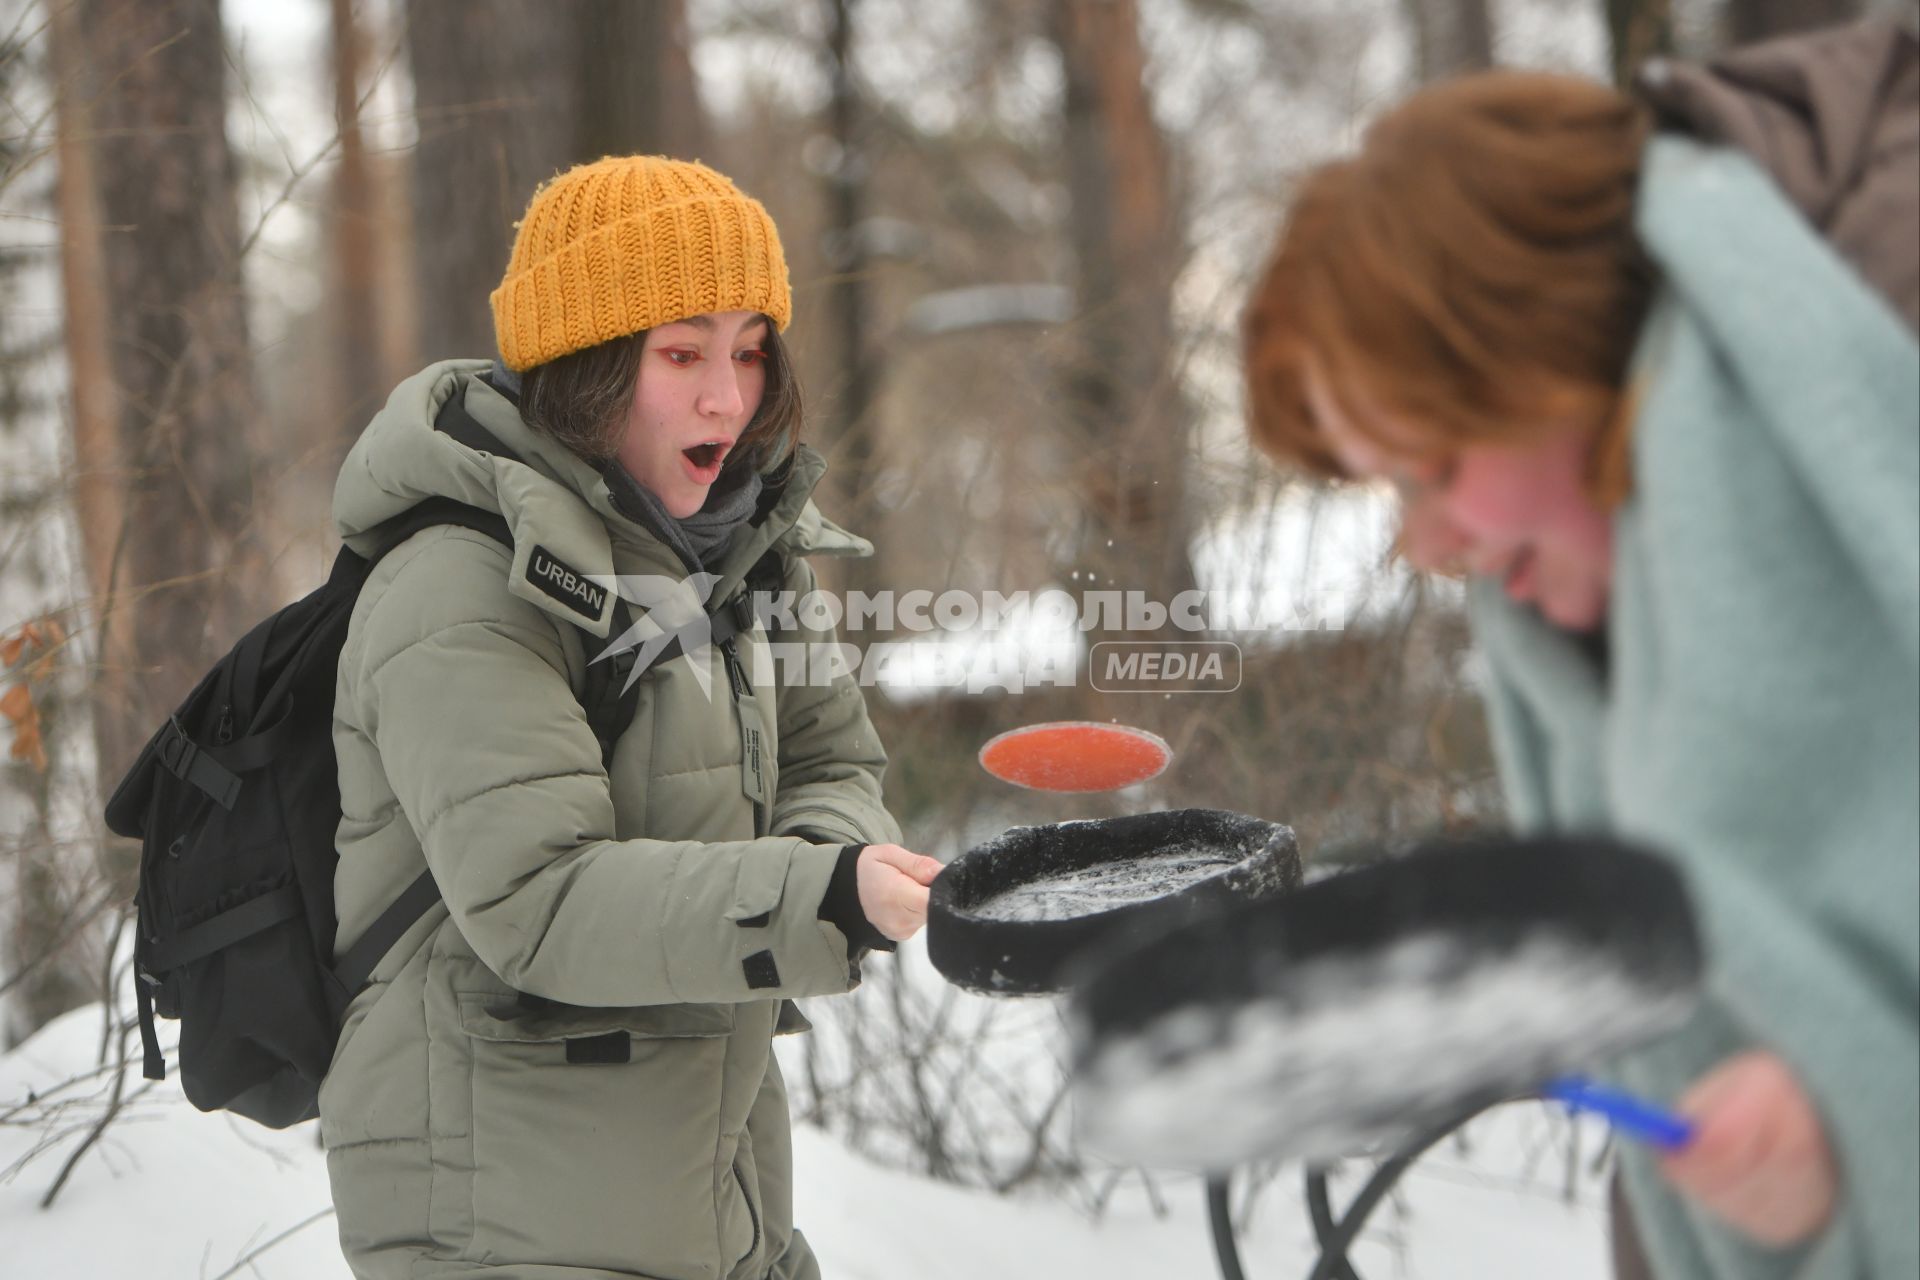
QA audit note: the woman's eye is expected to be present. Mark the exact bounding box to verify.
[735,349,767,366]
[659,348,699,367]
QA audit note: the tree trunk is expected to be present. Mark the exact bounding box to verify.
[1605,0,1676,84]
[1725,0,1862,45]
[819,0,885,608]
[72,0,262,805]
[1403,0,1495,81]
[329,0,387,438]
[48,0,121,662]
[4,30,96,1039]
[1048,0,1196,635]
[406,0,580,363]
[575,0,710,161]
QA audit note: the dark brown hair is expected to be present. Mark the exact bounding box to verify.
[1244,72,1655,504]
[518,318,803,475]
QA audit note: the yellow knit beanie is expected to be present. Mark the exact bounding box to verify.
[490,155,791,372]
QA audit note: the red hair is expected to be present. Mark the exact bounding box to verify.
[1244,72,1654,501]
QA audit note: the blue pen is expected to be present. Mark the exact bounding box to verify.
[1542,1075,1696,1150]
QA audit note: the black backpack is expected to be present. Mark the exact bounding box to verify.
[103,388,776,1128]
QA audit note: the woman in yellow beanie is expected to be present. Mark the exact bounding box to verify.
[320,154,935,1279]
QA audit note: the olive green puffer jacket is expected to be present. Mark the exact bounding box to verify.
[319,361,902,1280]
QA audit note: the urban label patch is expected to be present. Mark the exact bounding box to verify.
[526,546,608,620]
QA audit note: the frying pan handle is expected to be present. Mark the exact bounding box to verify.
[1542,1075,1696,1150]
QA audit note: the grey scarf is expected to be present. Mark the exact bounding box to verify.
[607,461,765,574]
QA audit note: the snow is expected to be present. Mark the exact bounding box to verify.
[0,1006,339,1279]
[4,998,1613,1279]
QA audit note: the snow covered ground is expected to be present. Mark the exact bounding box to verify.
[2,995,1613,1280]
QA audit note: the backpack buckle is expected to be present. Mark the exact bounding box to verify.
[157,715,243,810]
[157,715,195,774]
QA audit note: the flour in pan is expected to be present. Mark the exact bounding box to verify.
[969,846,1242,922]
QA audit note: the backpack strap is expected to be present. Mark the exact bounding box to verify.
[153,714,244,811]
[366,494,513,564]
[333,867,440,995]
[579,597,642,769]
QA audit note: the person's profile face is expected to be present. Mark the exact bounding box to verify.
[1304,358,1614,632]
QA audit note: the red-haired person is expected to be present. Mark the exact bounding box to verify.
[1243,19,1916,1280]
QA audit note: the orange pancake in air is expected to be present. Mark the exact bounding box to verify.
[978,721,1172,792]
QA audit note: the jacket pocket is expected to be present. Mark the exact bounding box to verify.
[457,997,733,1045]
[454,996,738,1278]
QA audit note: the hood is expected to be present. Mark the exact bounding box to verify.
[1637,16,1918,332]
[334,361,872,638]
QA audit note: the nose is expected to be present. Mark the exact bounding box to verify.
[696,359,747,420]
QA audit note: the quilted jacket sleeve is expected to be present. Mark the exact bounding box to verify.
[764,554,903,848]
[344,528,861,1007]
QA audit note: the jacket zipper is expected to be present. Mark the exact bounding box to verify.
[720,636,750,700]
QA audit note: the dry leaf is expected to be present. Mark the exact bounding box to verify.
[9,713,47,771]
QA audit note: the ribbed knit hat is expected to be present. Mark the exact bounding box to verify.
[490,155,791,372]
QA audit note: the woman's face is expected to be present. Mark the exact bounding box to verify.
[1304,361,1615,632]
[617,310,770,519]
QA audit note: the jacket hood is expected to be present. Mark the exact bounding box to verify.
[334,360,872,638]
[1638,16,1918,332]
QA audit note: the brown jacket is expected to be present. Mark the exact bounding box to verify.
[1638,15,1920,334]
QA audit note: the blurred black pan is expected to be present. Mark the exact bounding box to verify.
[1067,834,1702,1170]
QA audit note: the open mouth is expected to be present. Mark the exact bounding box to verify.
[681,440,733,484]
[683,441,727,469]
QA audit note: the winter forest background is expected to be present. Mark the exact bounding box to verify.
[0,0,1901,1276]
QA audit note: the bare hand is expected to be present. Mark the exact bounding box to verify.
[855,844,943,942]
[1658,1050,1838,1248]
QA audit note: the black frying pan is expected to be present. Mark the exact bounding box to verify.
[928,809,1301,996]
[1067,834,1702,1169]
